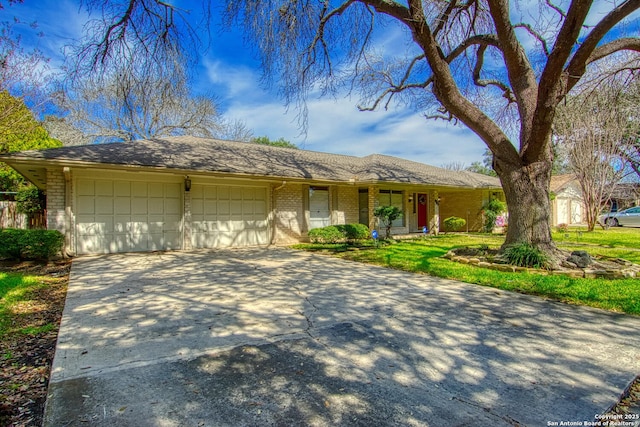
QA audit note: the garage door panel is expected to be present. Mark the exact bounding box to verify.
[204,200,217,214]
[231,201,242,215]
[75,177,183,254]
[255,203,266,215]
[77,196,95,215]
[190,184,269,249]
[114,216,130,233]
[165,183,181,198]
[114,181,130,197]
[132,198,148,214]
[217,187,229,200]
[204,186,217,199]
[94,216,114,232]
[132,182,147,197]
[77,180,94,196]
[164,215,182,232]
[165,200,180,215]
[129,221,149,234]
[242,188,254,199]
[148,198,164,214]
[217,201,230,215]
[76,219,103,235]
[164,232,181,249]
[77,235,107,254]
[115,197,131,214]
[148,182,163,196]
[95,180,113,196]
[147,219,164,233]
[192,200,204,215]
[96,196,114,214]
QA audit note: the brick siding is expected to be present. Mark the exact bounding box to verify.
[334,186,359,225]
[273,183,304,244]
[46,168,66,234]
[438,190,485,231]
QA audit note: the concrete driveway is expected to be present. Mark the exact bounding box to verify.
[45,248,640,426]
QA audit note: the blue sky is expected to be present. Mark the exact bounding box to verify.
[3,0,489,167]
[6,1,638,167]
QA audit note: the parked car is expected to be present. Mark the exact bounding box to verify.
[599,206,640,227]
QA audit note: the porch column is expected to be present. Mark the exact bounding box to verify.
[430,190,440,235]
[368,185,379,232]
[183,185,192,250]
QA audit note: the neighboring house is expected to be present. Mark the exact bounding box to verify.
[550,174,585,226]
[606,183,640,213]
[0,136,502,255]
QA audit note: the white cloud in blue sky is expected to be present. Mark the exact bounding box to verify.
[3,0,539,167]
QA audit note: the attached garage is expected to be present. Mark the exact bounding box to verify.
[190,183,270,249]
[75,176,183,254]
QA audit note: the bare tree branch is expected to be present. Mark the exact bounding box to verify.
[565,0,640,93]
[514,22,550,56]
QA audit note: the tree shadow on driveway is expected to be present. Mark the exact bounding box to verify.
[45,248,640,426]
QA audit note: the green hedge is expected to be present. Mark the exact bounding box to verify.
[0,229,65,260]
[443,216,466,232]
[335,224,370,240]
[308,223,370,243]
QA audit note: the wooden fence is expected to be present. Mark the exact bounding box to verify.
[0,201,46,229]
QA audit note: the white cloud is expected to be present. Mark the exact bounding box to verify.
[10,0,87,65]
[201,58,261,100]
[223,83,486,167]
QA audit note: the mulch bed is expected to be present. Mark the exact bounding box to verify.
[0,260,71,427]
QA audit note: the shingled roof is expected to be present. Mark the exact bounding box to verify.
[1,136,501,189]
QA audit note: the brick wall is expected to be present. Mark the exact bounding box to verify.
[46,168,66,234]
[438,190,485,231]
[183,190,192,250]
[334,186,359,225]
[273,183,304,244]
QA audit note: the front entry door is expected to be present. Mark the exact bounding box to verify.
[417,193,428,228]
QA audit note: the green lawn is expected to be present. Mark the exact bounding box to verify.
[0,272,56,336]
[293,227,640,315]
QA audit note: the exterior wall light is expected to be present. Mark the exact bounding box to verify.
[184,176,192,192]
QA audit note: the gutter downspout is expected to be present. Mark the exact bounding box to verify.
[63,167,75,257]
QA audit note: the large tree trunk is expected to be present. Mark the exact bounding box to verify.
[494,156,565,268]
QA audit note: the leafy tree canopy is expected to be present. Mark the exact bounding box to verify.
[251,136,298,149]
[0,91,61,191]
[0,91,60,153]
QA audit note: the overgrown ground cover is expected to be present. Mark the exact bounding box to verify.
[293,227,640,315]
[0,261,70,427]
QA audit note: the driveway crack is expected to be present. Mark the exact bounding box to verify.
[292,283,322,342]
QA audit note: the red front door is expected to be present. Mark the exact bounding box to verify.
[417,193,428,228]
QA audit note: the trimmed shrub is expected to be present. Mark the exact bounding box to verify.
[335,223,369,241]
[0,229,23,259]
[0,229,64,260]
[502,242,548,269]
[373,206,403,238]
[308,226,345,244]
[482,199,507,233]
[308,224,370,243]
[443,216,466,232]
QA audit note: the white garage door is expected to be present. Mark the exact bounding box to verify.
[190,184,269,248]
[76,179,182,254]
